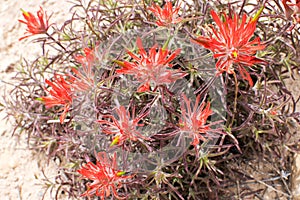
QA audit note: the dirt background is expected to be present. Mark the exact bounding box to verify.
[0,1,299,200]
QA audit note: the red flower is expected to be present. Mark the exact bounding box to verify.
[116,37,186,92]
[18,6,50,40]
[97,106,150,146]
[77,152,133,199]
[192,10,266,86]
[41,74,72,123]
[68,67,94,92]
[149,1,182,26]
[75,47,96,69]
[70,47,96,91]
[179,94,213,146]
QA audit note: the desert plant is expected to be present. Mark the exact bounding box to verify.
[3,0,300,199]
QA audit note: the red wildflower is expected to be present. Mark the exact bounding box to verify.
[149,1,182,26]
[192,10,266,87]
[18,6,51,40]
[77,152,133,199]
[179,94,213,146]
[69,47,96,91]
[116,37,186,92]
[75,47,96,69]
[41,74,72,124]
[97,106,150,146]
[67,67,94,92]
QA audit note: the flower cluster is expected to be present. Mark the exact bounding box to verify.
[41,48,95,123]
[21,3,220,198]
[16,1,281,199]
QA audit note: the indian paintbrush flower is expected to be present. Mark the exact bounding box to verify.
[116,37,186,92]
[18,6,51,40]
[69,47,96,91]
[77,152,132,199]
[192,9,266,86]
[41,74,72,124]
[97,106,151,146]
[149,1,182,27]
[179,94,213,146]
[74,47,96,69]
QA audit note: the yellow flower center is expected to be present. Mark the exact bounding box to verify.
[231,50,238,58]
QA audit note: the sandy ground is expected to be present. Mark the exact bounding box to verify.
[0,1,299,200]
[0,1,73,199]
[287,71,300,199]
